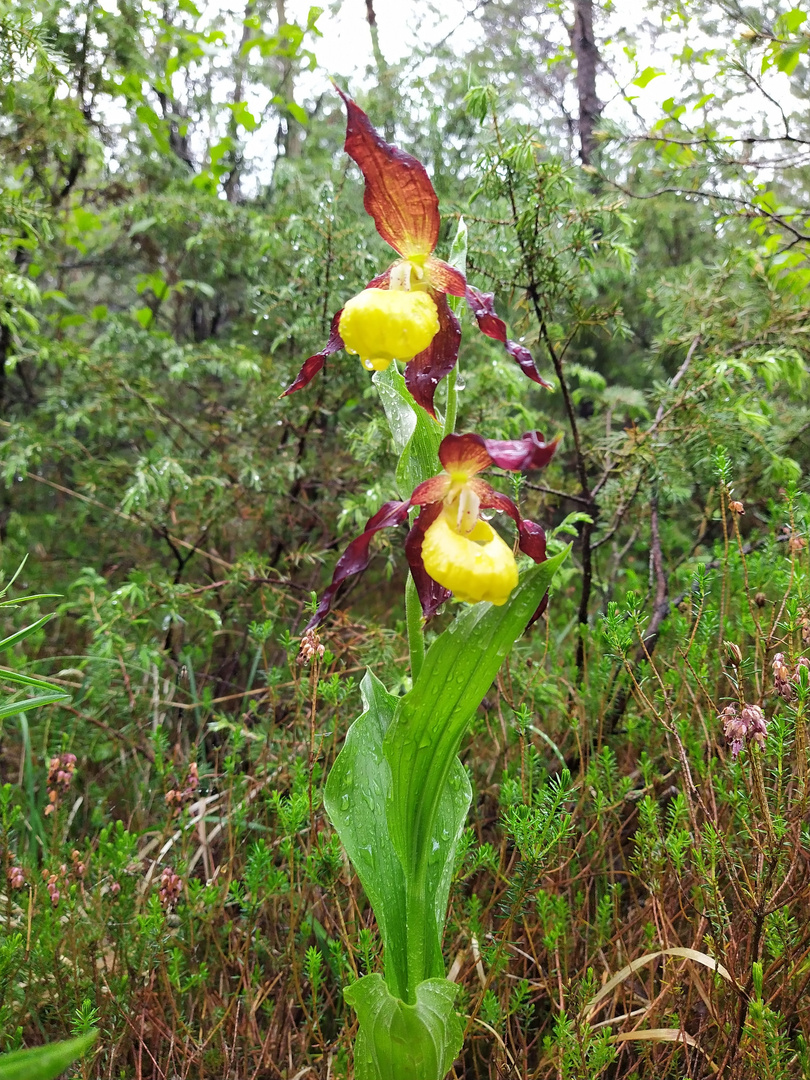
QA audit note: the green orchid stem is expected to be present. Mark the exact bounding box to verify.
[405,572,425,681]
[406,867,430,1000]
[442,363,458,438]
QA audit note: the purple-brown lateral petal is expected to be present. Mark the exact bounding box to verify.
[516,519,548,563]
[465,285,553,389]
[404,504,452,618]
[404,292,461,418]
[426,258,466,297]
[410,473,451,506]
[528,589,550,628]
[281,310,344,398]
[336,87,440,259]
[472,483,548,564]
[305,499,411,631]
[365,268,391,290]
[483,432,560,472]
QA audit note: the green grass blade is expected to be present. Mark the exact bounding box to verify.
[0,614,56,653]
[0,694,68,721]
[0,1032,97,1080]
[0,668,66,694]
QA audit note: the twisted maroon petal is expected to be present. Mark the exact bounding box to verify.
[465,285,553,389]
[281,310,344,397]
[336,87,440,258]
[483,432,560,471]
[366,268,391,290]
[410,474,451,506]
[305,500,411,631]
[404,504,452,618]
[426,257,466,297]
[404,291,461,418]
[469,482,548,564]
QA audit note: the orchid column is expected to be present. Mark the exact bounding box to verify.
[284,91,567,1080]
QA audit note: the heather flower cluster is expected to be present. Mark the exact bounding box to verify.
[165,761,199,815]
[772,652,810,701]
[45,751,77,816]
[721,703,768,757]
[298,627,325,665]
[42,867,63,905]
[159,866,183,908]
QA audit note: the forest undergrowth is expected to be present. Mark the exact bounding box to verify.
[2,0,810,1076]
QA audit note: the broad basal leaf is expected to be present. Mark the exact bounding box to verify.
[373,365,442,497]
[324,670,470,1002]
[345,974,462,1080]
[0,1032,97,1080]
[384,548,569,992]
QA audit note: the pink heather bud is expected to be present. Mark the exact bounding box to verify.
[773,653,794,700]
[8,866,24,889]
[725,642,743,666]
[298,628,325,665]
[721,703,768,756]
[110,881,121,896]
[186,763,199,791]
[158,866,182,907]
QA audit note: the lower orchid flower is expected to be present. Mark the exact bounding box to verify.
[281,89,552,418]
[305,431,559,631]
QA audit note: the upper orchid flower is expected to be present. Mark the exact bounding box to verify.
[281,89,552,418]
[305,430,559,631]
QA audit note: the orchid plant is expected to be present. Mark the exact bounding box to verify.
[282,87,551,419]
[288,92,568,1080]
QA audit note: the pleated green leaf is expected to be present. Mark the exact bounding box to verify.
[345,975,462,1080]
[0,1032,97,1080]
[385,548,570,993]
[324,670,470,1001]
[373,365,442,496]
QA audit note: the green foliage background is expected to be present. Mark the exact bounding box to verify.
[1,0,810,1076]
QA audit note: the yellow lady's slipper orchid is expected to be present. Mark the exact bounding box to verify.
[281,89,552,418]
[305,431,559,631]
[421,512,518,605]
[339,289,440,372]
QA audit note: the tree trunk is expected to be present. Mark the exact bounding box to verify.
[365,0,394,142]
[571,0,601,165]
[275,0,301,159]
[222,0,255,203]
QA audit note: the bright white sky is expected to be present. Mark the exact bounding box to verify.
[285,0,793,145]
[157,0,794,187]
[314,0,471,73]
